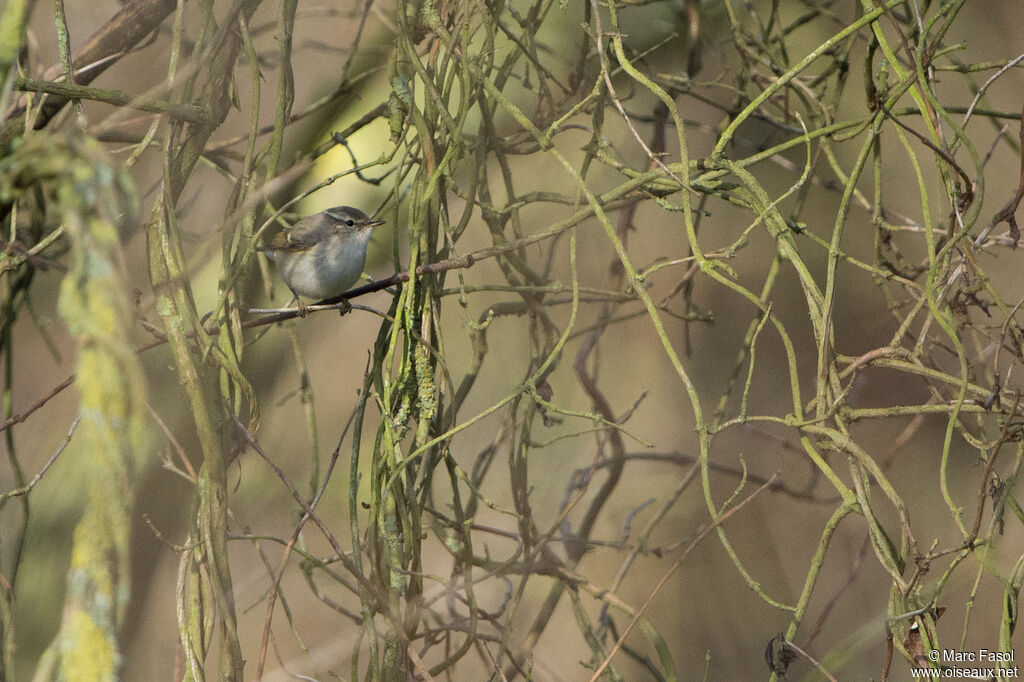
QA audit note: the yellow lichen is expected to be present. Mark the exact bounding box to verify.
[62,609,117,682]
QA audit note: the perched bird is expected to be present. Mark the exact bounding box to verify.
[262,205,384,314]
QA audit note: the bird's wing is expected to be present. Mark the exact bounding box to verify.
[267,220,330,252]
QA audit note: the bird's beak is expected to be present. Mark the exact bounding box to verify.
[368,219,386,227]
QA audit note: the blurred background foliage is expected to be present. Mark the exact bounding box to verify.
[1,0,1023,679]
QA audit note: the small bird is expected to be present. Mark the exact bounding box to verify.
[262,206,384,314]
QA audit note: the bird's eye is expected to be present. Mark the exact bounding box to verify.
[346,219,355,226]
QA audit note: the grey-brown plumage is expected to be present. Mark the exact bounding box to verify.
[262,206,384,303]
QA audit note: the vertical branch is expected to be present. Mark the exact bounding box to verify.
[145,2,262,679]
[1,134,145,680]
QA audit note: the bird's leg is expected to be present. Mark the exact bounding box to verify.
[287,290,308,317]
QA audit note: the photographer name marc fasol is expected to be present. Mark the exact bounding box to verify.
[940,649,1015,663]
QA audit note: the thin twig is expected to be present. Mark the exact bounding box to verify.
[0,416,80,503]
